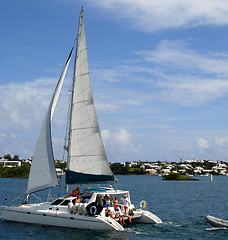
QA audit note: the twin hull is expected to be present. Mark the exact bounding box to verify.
[1,205,123,231]
[1,203,161,231]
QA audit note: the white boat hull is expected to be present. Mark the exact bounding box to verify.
[1,189,162,231]
[205,215,228,228]
[1,205,162,230]
[1,205,124,231]
[133,210,162,224]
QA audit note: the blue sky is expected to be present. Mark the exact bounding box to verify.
[1,0,228,162]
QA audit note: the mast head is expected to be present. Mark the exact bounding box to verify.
[80,7,84,15]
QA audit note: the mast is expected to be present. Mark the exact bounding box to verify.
[65,8,84,194]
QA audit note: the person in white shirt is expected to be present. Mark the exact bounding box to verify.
[121,195,130,214]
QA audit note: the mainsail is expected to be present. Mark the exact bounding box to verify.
[66,9,116,184]
[27,47,74,195]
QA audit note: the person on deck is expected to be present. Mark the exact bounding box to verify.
[123,207,132,223]
[105,207,114,219]
[120,195,130,214]
[113,196,119,211]
[103,194,110,207]
[75,195,81,203]
[96,195,104,213]
[72,187,80,197]
[115,207,125,225]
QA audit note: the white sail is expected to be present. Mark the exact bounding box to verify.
[27,47,74,194]
[66,9,115,184]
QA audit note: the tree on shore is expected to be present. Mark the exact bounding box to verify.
[3,154,20,161]
[3,153,12,161]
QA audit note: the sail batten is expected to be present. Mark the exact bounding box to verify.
[66,9,115,185]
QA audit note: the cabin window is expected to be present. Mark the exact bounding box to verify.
[51,199,64,205]
[60,200,70,206]
[82,196,91,203]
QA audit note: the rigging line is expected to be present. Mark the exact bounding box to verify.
[78,48,88,54]
[74,92,91,101]
[73,86,92,97]
[73,80,91,99]
[63,84,72,153]
[76,72,89,78]
[69,112,96,128]
[69,132,99,144]
[71,126,98,131]
[70,144,105,158]
[6,192,27,206]
[31,193,43,202]
[83,100,102,147]
[73,99,94,107]
[70,153,105,158]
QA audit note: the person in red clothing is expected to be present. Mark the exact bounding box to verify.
[71,186,80,197]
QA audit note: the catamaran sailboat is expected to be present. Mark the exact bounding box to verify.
[1,8,162,231]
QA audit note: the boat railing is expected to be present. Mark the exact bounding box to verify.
[3,192,26,206]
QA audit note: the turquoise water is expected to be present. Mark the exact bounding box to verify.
[0,175,228,239]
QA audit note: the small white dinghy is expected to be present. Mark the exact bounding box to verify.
[205,215,228,228]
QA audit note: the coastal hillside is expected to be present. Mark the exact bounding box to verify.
[0,153,228,177]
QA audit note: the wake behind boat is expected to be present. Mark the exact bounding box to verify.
[1,8,162,230]
[205,215,228,229]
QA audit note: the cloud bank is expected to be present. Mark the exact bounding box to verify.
[95,0,228,31]
[2,38,228,161]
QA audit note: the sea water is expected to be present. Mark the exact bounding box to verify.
[0,175,227,239]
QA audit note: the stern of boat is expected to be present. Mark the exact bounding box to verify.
[98,216,124,231]
[132,209,162,224]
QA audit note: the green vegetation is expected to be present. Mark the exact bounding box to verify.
[162,172,199,181]
[110,162,146,175]
[55,160,67,171]
[0,164,30,178]
[3,153,20,161]
[1,153,227,178]
[0,153,68,178]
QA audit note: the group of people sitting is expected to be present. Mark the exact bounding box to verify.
[104,195,132,225]
[68,187,133,224]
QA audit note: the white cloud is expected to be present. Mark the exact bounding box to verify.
[136,41,228,106]
[114,129,131,146]
[197,137,208,149]
[101,129,110,140]
[94,0,228,31]
[101,128,141,161]
[0,77,70,158]
[137,40,228,76]
[215,136,228,147]
[93,40,228,108]
[102,128,132,149]
[0,79,56,129]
